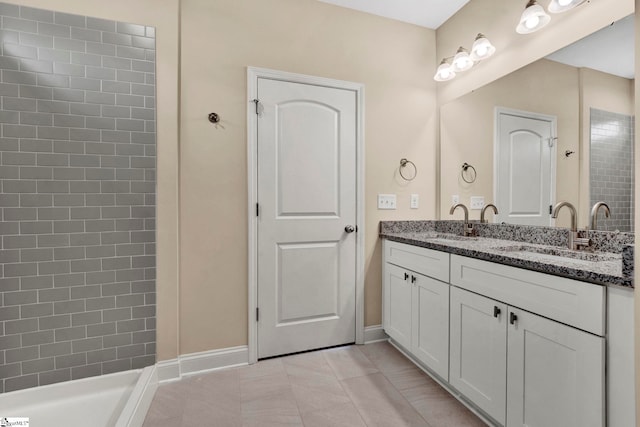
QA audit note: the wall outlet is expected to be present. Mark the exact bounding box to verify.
[410,194,419,209]
[452,195,460,205]
[470,196,485,210]
[378,194,397,210]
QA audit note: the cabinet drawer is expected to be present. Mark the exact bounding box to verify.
[450,255,605,336]
[385,240,449,282]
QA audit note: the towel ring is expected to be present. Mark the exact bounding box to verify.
[399,158,417,181]
[461,162,476,183]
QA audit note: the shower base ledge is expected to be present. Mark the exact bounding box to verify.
[0,365,158,427]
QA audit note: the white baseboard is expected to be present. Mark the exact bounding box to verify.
[156,359,180,383]
[364,325,389,344]
[157,345,249,383]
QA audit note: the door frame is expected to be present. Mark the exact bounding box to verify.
[493,106,558,226]
[246,67,365,364]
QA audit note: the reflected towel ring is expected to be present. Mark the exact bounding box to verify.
[461,162,477,183]
[399,158,417,181]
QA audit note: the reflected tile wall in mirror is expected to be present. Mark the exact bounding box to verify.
[590,108,634,232]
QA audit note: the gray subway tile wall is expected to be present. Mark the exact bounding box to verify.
[590,108,634,232]
[0,3,156,393]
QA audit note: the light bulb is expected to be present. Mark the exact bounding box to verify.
[548,0,587,13]
[470,34,496,61]
[516,0,550,34]
[452,47,473,72]
[455,57,469,69]
[434,59,456,82]
[525,15,540,29]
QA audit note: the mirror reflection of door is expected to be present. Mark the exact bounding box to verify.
[495,108,557,226]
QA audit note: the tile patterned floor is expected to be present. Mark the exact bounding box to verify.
[142,341,487,427]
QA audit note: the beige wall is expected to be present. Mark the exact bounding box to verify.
[440,59,580,227]
[436,0,634,104]
[11,0,181,361]
[178,0,437,354]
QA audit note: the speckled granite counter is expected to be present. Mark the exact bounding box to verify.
[380,221,634,288]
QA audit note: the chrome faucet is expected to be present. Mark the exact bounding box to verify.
[551,201,590,250]
[590,202,611,231]
[450,203,474,237]
[480,204,498,223]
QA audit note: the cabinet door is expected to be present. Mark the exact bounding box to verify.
[383,263,412,349]
[506,308,605,427]
[450,287,507,425]
[411,273,449,380]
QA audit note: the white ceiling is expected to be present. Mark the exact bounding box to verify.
[546,14,635,79]
[314,0,471,29]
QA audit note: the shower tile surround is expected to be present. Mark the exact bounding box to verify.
[0,4,156,393]
[590,108,634,232]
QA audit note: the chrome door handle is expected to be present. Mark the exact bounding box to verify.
[344,225,355,233]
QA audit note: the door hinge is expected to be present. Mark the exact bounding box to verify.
[256,307,259,322]
[256,203,259,217]
[253,98,260,115]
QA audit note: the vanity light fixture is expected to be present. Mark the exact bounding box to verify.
[434,58,456,82]
[470,33,496,61]
[452,47,474,72]
[548,0,587,13]
[516,0,551,34]
[433,34,496,82]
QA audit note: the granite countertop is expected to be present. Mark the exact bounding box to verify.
[380,223,634,289]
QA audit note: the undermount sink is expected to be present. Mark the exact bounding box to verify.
[494,245,618,263]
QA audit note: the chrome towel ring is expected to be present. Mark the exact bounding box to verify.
[461,162,477,183]
[399,158,417,181]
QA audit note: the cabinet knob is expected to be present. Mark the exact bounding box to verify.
[411,275,417,284]
[510,312,518,325]
[493,306,501,318]
[404,272,409,281]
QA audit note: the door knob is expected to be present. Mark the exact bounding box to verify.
[344,225,355,233]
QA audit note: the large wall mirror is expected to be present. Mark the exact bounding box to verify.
[440,14,635,231]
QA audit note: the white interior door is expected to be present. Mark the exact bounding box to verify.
[257,77,357,359]
[495,109,556,226]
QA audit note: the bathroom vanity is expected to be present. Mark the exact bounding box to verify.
[380,221,635,427]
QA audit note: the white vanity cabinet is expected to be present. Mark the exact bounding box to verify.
[383,240,450,380]
[506,306,604,427]
[382,240,612,427]
[450,255,605,427]
[449,287,507,425]
[450,286,605,427]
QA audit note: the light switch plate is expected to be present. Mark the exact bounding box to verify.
[470,196,485,210]
[410,194,419,209]
[378,194,397,210]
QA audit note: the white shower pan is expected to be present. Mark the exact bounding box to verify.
[0,366,157,427]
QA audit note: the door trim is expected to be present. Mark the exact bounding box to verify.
[247,67,365,364]
[493,106,557,226]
